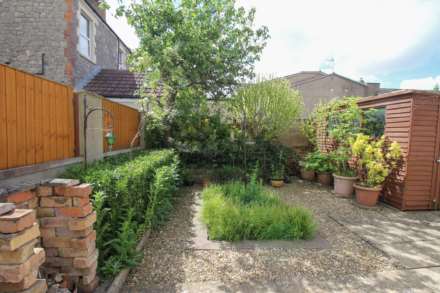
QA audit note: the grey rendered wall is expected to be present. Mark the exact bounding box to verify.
[0,0,69,84]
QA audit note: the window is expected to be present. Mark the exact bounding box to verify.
[118,49,127,70]
[363,108,385,137]
[79,13,91,58]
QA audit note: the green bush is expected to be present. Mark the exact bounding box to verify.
[62,150,180,278]
[201,179,316,241]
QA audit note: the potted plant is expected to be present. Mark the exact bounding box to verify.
[299,153,316,181]
[351,134,403,207]
[313,152,334,186]
[271,152,286,187]
[331,146,357,197]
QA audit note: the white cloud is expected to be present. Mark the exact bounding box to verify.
[400,76,440,90]
[238,0,440,82]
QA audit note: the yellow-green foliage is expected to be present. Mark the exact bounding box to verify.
[351,134,402,187]
[201,181,317,241]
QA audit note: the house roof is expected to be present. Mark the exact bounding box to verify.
[84,69,146,99]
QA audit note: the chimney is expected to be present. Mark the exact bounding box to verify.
[366,82,380,96]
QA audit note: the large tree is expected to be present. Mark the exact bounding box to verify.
[111,0,269,107]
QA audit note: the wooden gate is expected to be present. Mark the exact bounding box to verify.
[102,99,140,152]
[0,64,76,170]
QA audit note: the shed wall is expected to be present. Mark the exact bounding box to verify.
[404,96,439,210]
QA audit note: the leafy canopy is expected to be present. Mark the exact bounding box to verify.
[111,0,269,106]
[229,77,303,140]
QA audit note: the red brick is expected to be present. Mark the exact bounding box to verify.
[0,248,45,283]
[0,239,37,265]
[56,226,93,238]
[42,236,70,248]
[72,197,90,207]
[68,212,96,231]
[40,197,72,208]
[7,191,35,204]
[58,241,95,258]
[55,203,93,218]
[45,248,59,257]
[73,249,98,269]
[0,209,36,234]
[71,230,96,250]
[59,259,96,276]
[21,279,47,293]
[36,207,55,218]
[35,185,53,197]
[0,269,37,292]
[55,184,92,198]
[0,224,40,251]
[27,196,39,209]
[40,228,56,239]
[45,256,73,267]
[39,217,69,228]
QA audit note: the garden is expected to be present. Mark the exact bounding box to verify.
[62,0,413,290]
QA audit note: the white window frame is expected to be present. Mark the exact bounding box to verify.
[118,47,127,70]
[77,0,97,63]
[79,13,92,58]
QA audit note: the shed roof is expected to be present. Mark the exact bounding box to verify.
[358,89,440,104]
[84,69,146,99]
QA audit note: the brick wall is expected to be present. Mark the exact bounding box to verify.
[0,179,98,292]
[0,0,69,84]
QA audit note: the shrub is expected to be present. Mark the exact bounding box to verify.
[201,179,317,241]
[351,134,403,187]
[62,150,181,278]
[300,151,334,174]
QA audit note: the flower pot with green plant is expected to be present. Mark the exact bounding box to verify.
[271,152,286,187]
[351,134,403,207]
[330,146,357,197]
[304,151,334,186]
[299,153,316,181]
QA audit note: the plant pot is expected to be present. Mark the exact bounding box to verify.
[317,173,332,186]
[271,179,284,188]
[354,184,382,207]
[201,178,210,188]
[300,169,315,181]
[333,174,357,197]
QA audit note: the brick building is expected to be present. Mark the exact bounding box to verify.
[0,0,137,96]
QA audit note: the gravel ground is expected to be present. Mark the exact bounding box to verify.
[125,179,400,290]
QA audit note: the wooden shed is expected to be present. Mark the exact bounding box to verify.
[358,90,440,211]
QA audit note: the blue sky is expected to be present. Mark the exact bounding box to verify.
[107,0,440,90]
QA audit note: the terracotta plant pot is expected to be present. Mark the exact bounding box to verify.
[354,184,382,207]
[333,174,357,197]
[300,169,315,181]
[317,173,332,186]
[271,179,284,188]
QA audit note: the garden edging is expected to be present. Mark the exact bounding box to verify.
[105,229,151,293]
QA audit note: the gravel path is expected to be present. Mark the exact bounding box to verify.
[125,179,399,291]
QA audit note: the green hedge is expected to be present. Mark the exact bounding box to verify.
[62,150,180,278]
[201,179,316,241]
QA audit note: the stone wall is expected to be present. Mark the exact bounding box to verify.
[0,0,69,84]
[0,179,98,292]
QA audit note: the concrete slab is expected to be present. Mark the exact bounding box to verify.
[191,193,330,250]
[375,239,440,269]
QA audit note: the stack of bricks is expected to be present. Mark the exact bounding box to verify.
[316,119,336,153]
[0,203,47,293]
[37,179,98,293]
[5,189,39,211]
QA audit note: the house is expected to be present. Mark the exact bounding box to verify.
[0,0,144,108]
[283,71,395,116]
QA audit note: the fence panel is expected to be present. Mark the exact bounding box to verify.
[0,64,75,170]
[102,99,140,152]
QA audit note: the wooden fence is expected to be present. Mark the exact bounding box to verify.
[0,64,75,170]
[102,99,140,152]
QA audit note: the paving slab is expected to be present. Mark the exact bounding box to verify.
[191,193,330,250]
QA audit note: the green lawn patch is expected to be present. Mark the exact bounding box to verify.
[201,179,317,241]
